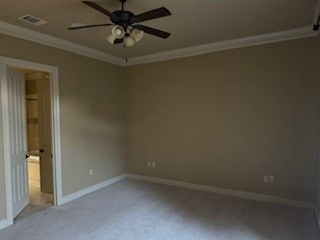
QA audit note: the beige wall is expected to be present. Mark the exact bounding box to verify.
[318,117,320,219]
[124,36,320,202]
[318,150,320,220]
[1,32,319,223]
[0,33,125,220]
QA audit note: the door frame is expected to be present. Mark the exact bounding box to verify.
[0,56,62,225]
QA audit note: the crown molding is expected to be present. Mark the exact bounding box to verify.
[0,21,316,67]
[314,0,320,23]
[123,26,317,66]
[0,20,122,65]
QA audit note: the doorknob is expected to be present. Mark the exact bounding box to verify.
[40,149,44,153]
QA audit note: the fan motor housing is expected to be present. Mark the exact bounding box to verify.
[111,10,135,29]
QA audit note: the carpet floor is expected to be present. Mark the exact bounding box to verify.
[0,179,319,240]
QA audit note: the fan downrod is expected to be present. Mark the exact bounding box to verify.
[119,0,126,11]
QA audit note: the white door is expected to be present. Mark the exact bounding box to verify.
[7,67,29,218]
[37,76,53,194]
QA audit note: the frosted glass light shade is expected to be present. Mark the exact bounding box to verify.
[131,29,144,42]
[105,33,116,44]
[112,26,125,39]
[124,36,135,47]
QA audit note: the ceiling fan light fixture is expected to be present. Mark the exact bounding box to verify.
[124,35,136,47]
[111,25,125,39]
[131,29,144,42]
[105,32,117,44]
[70,0,172,53]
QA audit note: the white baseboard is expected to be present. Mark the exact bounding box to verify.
[0,218,12,231]
[126,174,316,209]
[60,174,126,205]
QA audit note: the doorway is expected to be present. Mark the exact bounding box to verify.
[15,69,54,219]
[0,56,62,227]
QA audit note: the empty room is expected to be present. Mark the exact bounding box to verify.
[0,0,320,239]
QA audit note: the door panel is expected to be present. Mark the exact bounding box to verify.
[37,76,53,194]
[7,67,29,218]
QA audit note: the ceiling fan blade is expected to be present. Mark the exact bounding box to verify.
[82,1,117,19]
[131,7,171,23]
[133,25,171,39]
[68,23,112,30]
[114,38,124,44]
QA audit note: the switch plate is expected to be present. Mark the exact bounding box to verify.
[89,169,93,176]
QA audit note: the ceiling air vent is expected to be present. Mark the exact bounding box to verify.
[18,15,47,26]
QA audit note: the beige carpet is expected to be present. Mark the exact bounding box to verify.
[0,179,319,240]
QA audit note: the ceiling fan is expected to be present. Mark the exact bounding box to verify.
[68,0,172,47]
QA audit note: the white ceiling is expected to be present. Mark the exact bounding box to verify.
[0,0,318,59]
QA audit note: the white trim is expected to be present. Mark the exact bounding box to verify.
[124,27,317,66]
[0,21,121,66]
[314,0,320,26]
[0,56,63,228]
[0,20,317,67]
[0,218,12,231]
[49,66,63,206]
[126,174,316,209]
[0,63,13,225]
[60,174,126,205]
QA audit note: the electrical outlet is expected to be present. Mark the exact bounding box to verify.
[269,176,275,183]
[152,162,156,168]
[264,175,275,184]
[89,169,93,176]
